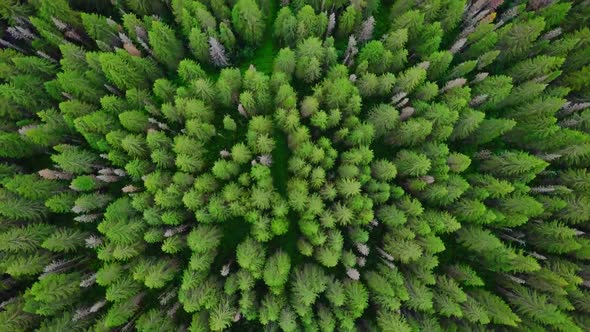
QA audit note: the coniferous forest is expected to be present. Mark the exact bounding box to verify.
[1,0,590,331]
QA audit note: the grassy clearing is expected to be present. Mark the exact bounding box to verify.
[374,0,392,39]
[239,0,279,75]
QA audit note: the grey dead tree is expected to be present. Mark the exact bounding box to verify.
[208,36,229,67]
[449,37,467,54]
[357,16,375,43]
[440,78,467,93]
[220,150,231,158]
[470,94,488,107]
[343,36,358,67]
[347,268,360,280]
[326,12,336,37]
[0,39,27,53]
[38,169,72,180]
[7,26,36,41]
[560,101,590,116]
[399,107,415,121]
[258,154,273,166]
[85,235,103,248]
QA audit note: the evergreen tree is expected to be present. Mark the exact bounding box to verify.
[232,0,265,46]
[1,2,590,331]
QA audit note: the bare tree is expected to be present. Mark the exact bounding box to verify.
[450,37,467,54]
[440,78,467,93]
[357,16,375,43]
[258,154,273,166]
[343,36,358,67]
[327,12,336,37]
[346,268,360,280]
[209,37,229,67]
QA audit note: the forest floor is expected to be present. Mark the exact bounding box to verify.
[239,0,279,74]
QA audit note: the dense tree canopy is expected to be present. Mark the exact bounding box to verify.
[1,0,590,331]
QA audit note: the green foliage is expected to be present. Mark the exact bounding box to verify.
[99,50,161,91]
[395,150,431,177]
[232,0,264,46]
[237,237,265,278]
[496,18,546,62]
[187,225,222,253]
[42,228,87,253]
[149,21,184,70]
[50,146,98,174]
[0,132,38,157]
[136,309,176,332]
[24,273,81,316]
[1,2,590,331]
[263,250,291,293]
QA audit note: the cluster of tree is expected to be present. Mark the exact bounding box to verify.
[1,0,590,331]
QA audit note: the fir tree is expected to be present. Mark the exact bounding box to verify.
[232,0,265,46]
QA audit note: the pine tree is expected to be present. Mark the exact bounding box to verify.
[506,285,580,330]
[136,309,176,332]
[0,132,38,157]
[469,118,516,145]
[263,250,291,293]
[387,118,433,146]
[236,237,266,278]
[24,272,82,316]
[99,50,161,90]
[480,151,548,180]
[232,0,264,46]
[149,21,184,70]
[496,18,546,62]
[395,150,432,177]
